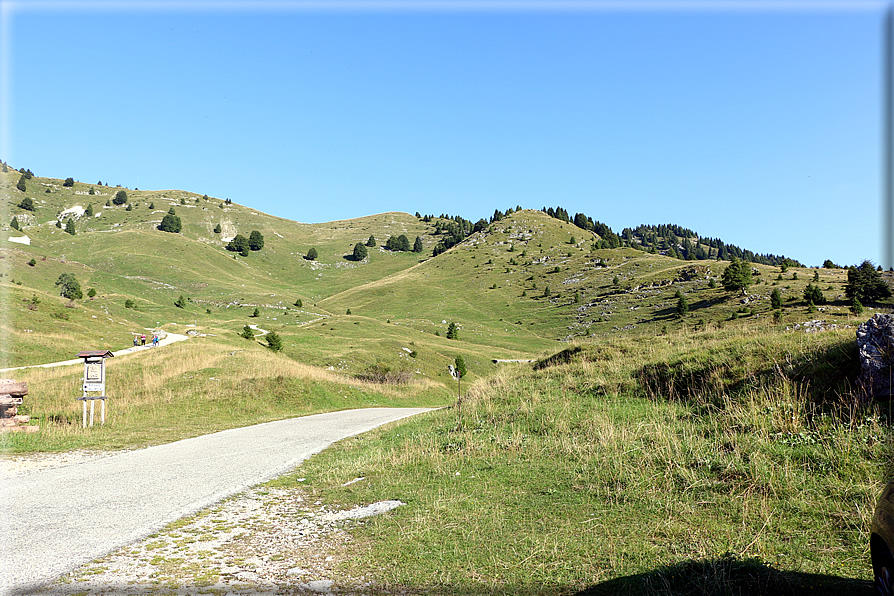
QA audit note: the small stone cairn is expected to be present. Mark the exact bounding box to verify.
[0,379,37,432]
[856,313,894,402]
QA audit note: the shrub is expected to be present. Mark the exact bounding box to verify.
[294,298,303,307]
[251,308,259,317]
[18,197,34,211]
[126,203,133,211]
[113,190,127,205]
[366,235,376,247]
[213,223,221,234]
[65,219,76,235]
[63,177,74,187]
[148,202,155,209]
[10,217,19,230]
[240,325,255,340]
[27,258,35,267]
[87,288,96,298]
[174,295,187,308]
[352,242,368,261]
[124,299,135,309]
[346,308,352,315]
[305,247,318,260]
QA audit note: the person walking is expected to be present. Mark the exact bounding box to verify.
[133,335,139,348]
[140,333,146,346]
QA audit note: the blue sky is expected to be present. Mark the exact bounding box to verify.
[1,1,887,268]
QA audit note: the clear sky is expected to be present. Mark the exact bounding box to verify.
[1,1,887,268]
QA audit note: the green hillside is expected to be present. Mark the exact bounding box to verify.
[2,165,893,594]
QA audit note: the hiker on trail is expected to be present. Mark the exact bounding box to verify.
[141,334,146,346]
[133,336,139,348]
[152,335,159,347]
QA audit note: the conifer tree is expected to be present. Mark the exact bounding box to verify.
[10,216,18,230]
[306,247,318,260]
[413,236,423,253]
[721,258,752,293]
[366,235,376,247]
[771,287,782,309]
[352,242,368,261]
[65,219,76,235]
[266,331,283,352]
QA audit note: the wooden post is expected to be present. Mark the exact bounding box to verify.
[82,400,87,428]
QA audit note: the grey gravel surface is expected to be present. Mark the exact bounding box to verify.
[0,407,435,595]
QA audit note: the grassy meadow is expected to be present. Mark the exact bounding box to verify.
[273,326,890,595]
[2,166,893,594]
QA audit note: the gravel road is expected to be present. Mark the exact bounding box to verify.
[0,408,435,595]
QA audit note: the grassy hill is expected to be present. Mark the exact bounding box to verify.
[2,165,892,594]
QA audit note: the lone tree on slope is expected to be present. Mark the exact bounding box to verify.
[249,230,264,251]
[352,242,368,261]
[721,258,753,293]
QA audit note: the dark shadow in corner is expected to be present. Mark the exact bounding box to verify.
[576,557,872,596]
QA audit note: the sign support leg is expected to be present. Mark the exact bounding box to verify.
[101,399,105,425]
[89,400,95,427]
[82,400,87,428]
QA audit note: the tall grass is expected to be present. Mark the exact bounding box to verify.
[275,325,888,595]
[1,339,447,453]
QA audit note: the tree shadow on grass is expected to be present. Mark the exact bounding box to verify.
[576,556,872,596]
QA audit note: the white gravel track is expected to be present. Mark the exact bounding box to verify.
[0,407,435,594]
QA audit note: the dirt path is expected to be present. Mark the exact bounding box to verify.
[0,329,190,373]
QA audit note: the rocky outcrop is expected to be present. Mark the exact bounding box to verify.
[857,314,894,401]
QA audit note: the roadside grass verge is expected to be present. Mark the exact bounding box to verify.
[1,338,449,453]
[272,326,889,595]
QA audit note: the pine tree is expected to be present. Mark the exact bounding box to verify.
[846,260,892,303]
[85,204,94,217]
[10,216,18,230]
[174,295,187,308]
[352,242,368,261]
[446,322,458,340]
[413,236,423,253]
[306,247,318,260]
[294,298,303,307]
[366,235,376,247]
[676,293,688,317]
[241,325,255,340]
[803,283,825,305]
[721,258,752,292]
[113,190,128,205]
[65,219,76,235]
[771,287,782,309]
[213,223,222,233]
[266,331,283,352]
